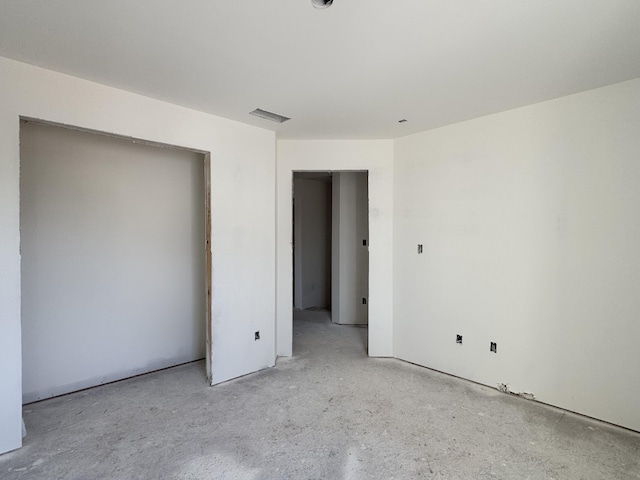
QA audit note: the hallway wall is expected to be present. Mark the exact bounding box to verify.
[293,177,332,310]
[332,172,369,325]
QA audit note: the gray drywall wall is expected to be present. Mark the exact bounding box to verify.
[20,121,206,403]
[293,179,304,309]
[331,174,342,323]
[393,78,640,431]
[293,177,332,310]
[332,172,369,325]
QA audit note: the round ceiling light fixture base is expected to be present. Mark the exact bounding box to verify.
[312,0,333,8]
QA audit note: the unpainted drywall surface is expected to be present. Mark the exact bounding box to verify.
[20,122,205,403]
[393,78,640,431]
[277,140,393,357]
[293,178,331,310]
[331,174,342,324]
[0,56,275,453]
[332,172,369,325]
[293,179,304,310]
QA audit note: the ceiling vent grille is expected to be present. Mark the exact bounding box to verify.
[249,108,291,123]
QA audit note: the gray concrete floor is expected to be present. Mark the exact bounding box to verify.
[2,309,640,480]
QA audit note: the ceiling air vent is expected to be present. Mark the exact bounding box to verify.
[249,108,291,124]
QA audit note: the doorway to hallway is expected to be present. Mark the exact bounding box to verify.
[292,171,369,351]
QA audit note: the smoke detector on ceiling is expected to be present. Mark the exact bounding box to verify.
[312,0,333,8]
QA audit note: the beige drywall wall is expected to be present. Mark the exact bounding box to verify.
[332,172,369,325]
[20,121,206,403]
[293,178,332,310]
[277,140,393,357]
[393,78,640,431]
[0,56,275,453]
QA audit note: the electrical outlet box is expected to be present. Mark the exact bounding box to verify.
[490,342,497,353]
[255,331,260,341]
[417,244,423,254]
[456,335,462,344]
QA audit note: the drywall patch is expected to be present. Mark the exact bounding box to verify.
[497,383,535,400]
[518,392,536,401]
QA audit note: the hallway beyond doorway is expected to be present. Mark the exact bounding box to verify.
[293,308,368,356]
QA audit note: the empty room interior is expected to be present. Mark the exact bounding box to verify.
[1,1,639,478]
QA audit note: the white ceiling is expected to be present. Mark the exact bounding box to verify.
[1,0,639,139]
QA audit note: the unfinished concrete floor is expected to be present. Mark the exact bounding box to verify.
[2,309,640,480]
